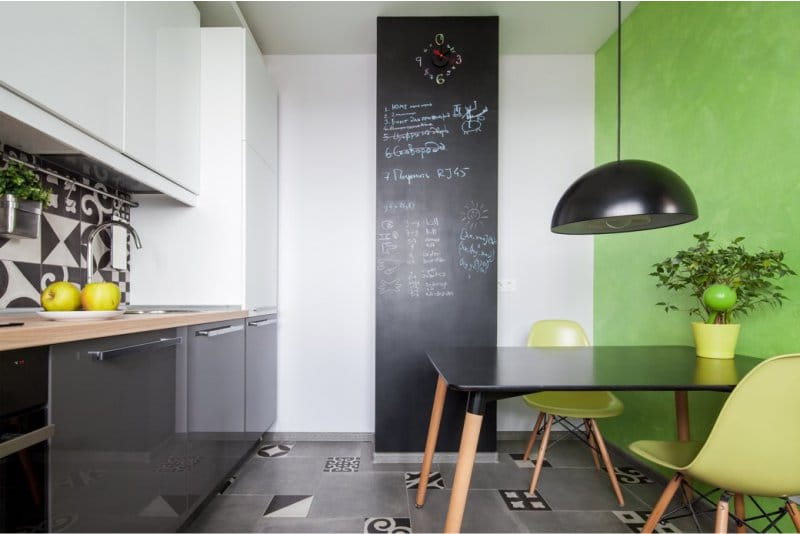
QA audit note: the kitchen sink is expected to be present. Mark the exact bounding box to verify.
[123,309,201,315]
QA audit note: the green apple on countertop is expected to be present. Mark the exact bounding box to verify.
[40,281,82,311]
[80,282,121,311]
[40,281,121,312]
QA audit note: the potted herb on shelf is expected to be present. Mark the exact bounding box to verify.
[651,232,796,359]
[0,161,50,239]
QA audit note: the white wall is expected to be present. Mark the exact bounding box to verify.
[266,54,594,432]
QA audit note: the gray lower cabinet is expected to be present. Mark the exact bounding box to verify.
[245,314,278,432]
[185,319,253,517]
[50,329,186,533]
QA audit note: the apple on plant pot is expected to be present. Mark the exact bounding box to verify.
[81,282,121,311]
[40,281,82,311]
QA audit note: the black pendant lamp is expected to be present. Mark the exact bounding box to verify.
[551,2,698,235]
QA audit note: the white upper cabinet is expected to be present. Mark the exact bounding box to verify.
[0,2,125,149]
[244,32,278,172]
[124,2,201,194]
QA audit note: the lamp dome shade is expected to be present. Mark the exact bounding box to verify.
[551,159,698,235]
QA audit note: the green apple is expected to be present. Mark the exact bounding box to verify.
[41,281,82,311]
[703,284,737,312]
[81,282,121,311]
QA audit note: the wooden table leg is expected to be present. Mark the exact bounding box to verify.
[674,391,693,501]
[415,374,447,508]
[444,392,485,534]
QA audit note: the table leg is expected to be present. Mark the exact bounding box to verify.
[444,392,485,534]
[674,391,690,441]
[674,391,693,501]
[415,374,447,508]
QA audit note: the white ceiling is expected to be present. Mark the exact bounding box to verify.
[237,1,637,55]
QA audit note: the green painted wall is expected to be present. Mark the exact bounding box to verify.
[594,1,800,526]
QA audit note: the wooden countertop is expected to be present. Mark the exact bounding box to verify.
[0,310,249,351]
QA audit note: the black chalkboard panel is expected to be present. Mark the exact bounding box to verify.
[375,17,498,453]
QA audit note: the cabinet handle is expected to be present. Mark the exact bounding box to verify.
[0,424,55,460]
[248,319,277,327]
[89,337,183,361]
[195,324,245,337]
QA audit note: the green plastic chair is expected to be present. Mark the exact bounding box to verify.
[630,353,800,534]
[523,320,625,505]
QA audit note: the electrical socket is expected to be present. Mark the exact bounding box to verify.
[497,279,517,292]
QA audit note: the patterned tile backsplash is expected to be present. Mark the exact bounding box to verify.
[0,145,132,308]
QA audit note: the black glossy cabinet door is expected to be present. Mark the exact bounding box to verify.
[186,319,252,515]
[49,329,186,533]
[245,314,277,433]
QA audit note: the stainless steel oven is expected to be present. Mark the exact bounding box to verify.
[0,347,52,533]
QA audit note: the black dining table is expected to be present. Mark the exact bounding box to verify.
[413,345,762,533]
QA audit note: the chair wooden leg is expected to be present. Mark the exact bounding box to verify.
[528,414,554,495]
[523,412,545,461]
[786,500,800,532]
[734,493,746,533]
[587,419,624,506]
[715,493,732,534]
[642,474,684,533]
[585,418,601,470]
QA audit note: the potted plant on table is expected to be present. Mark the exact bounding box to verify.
[650,232,796,359]
[0,161,50,239]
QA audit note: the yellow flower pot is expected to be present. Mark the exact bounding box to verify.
[691,322,740,359]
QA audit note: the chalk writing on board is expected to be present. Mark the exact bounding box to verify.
[460,201,489,230]
[384,141,447,160]
[382,167,470,184]
[378,279,402,295]
[452,101,489,135]
[383,201,416,213]
[458,226,497,276]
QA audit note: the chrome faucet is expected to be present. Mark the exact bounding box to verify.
[85,220,142,285]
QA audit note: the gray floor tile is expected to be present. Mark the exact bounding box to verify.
[536,468,642,511]
[513,510,632,533]
[361,461,440,473]
[409,489,525,533]
[308,472,408,518]
[440,457,533,489]
[256,517,366,533]
[188,494,271,533]
[533,438,605,468]
[228,457,326,495]
[289,441,372,458]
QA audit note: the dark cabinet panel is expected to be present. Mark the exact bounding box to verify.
[186,319,253,516]
[245,314,277,433]
[50,330,186,533]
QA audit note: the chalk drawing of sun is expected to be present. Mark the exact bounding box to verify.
[461,201,489,230]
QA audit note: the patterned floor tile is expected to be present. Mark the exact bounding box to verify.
[324,456,361,472]
[364,517,412,533]
[264,495,314,518]
[613,510,683,533]
[606,466,654,484]
[498,489,552,511]
[404,471,444,489]
[257,443,295,458]
[509,453,551,468]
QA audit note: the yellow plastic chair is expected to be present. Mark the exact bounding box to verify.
[523,320,625,505]
[630,353,800,534]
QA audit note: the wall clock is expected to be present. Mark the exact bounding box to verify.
[416,32,463,85]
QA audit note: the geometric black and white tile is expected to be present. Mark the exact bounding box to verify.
[403,471,444,489]
[323,456,361,472]
[263,495,313,518]
[364,517,412,533]
[603,466,654,484]
[613,510,683,533]
[0,144,133,307]
[257,443,294,458]
[498,489,552,511]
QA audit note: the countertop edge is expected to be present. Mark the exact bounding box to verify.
[0,310,250,351]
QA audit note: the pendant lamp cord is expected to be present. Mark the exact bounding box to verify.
[617,1,622,162]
